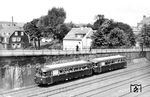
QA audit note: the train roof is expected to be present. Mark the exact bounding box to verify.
[41,60,91,72]
[90,55,125,63]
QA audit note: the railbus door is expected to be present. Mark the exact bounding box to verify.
[101,62,106,72]
[97,62,101,73]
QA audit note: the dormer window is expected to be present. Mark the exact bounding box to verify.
[21,32,24,36]
[15,32,18,36]
[75,34,85,38]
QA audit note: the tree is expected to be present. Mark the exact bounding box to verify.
[38,7,66,40]
[91,16,136,49]
[115,22,136,46]
[138,24,150,48]
[24,7,67,49]
[93,14,107,30]
[91,20,113,48]
[23,19,42,49]
[108,28,127,48]
[91,28,108,48]
[65,22,78,29]
[56,24,70,40]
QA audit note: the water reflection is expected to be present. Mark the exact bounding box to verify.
[0,57,45,91]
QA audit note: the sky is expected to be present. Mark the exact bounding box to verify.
[0,0,150,26]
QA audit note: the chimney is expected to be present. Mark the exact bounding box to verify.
[80,27,83,30]
[143,15,146,19]
[12,16,14,26]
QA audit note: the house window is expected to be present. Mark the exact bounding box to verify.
[17,43,21,48]
[3,38,6,42]
[2,32,5,36]
[17,37,21,42]
[12,44,16,48]
[12,37,16,42]
[21,32,24,36]
[15,32,18,36]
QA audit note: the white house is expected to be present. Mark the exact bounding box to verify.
[63,27,94,50]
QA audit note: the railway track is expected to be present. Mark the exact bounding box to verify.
[72,73,150,97]
[0,58,144,95]
[1,61,150,97]
[0,59,146,95]
[119,81,150,97]
[42,68,150,97]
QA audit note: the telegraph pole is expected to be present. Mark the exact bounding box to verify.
[141,24,146,57]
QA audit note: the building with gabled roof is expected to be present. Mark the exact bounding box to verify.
[63,27,94,50]
[0,26,30,49]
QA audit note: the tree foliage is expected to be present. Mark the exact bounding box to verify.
[91,14,136,48]
[93,15,107,30]
[138,24,150,48]
[24,7,69,49]
[37,7,67,39]
[23,19,41,49]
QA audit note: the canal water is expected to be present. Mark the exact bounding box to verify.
[0,56,46,91]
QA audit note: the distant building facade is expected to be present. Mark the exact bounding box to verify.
[137,15,150,28]
[63,27,94,50]
[132,15,150,48]
[0,26,30,49]
[132,26,141,35]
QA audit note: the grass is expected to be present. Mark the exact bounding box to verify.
[40,40,63,50]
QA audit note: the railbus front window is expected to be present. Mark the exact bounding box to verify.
[43,72,48,77]
[47,71,52,76]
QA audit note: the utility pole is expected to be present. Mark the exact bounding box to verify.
[141,24,146,56]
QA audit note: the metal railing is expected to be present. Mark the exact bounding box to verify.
[0,48,150,57]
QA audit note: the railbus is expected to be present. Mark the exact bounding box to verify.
[34,55,127,85]
[91,55,127,73]
[34,60,93,85]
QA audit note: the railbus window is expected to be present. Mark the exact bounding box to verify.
[117,59,120,62]
[63,69,66,73]
[74,67,78,71]
[87,65,90,68]
[101,62,105,66]
[52,70,59,76]
[95,63,98,67]
[120,59,122,62]
[111,60,114,64]
[105,61,110,65]
[116,59,118,63]
[96,62,100,66]
[121,59,124,62]
[65,68,70,73]
[69,67,73,72]
[59,70,63,74]
[78,66,81,70]
[82,66,86,69]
